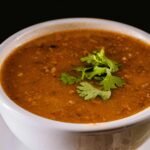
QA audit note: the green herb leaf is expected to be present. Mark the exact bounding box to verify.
[60,73,80,85]
[81,48,119,72]
[102,56,119,72]
[75,67,92,80]
[85,66,106,80]
[100,69,125,90]
[77,82,111,100]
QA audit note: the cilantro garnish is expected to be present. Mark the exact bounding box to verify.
[60,48,125,100]
[100,69,125,91]
[81,48,119,72]
[77,82,111,100]
[60,73,80,85]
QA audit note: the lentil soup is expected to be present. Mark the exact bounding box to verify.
[1,30,150,123]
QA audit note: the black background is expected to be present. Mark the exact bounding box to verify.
[0,1,149,43]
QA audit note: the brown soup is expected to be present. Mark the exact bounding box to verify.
[1,30,150,123]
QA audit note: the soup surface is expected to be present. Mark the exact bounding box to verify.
[1,30,150,123]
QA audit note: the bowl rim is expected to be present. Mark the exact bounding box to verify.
[0,17,150,132]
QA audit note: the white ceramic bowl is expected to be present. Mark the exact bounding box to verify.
[0,18,150,150]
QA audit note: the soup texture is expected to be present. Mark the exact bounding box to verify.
[1,30,150,123]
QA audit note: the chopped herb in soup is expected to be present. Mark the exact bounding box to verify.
[60,48,125,100]
[1,30,150,123]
